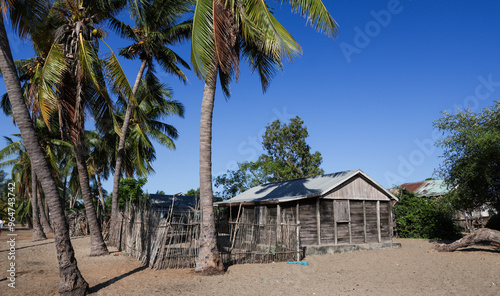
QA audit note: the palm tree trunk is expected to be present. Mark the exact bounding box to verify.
[74,139,109,256]
[97,173,106,213]
[37,182,54,234]
[31,166,47,241]
[110,59,147,248]
[195,72,224,273]
[0,17,88,295]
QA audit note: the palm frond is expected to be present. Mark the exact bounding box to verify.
[191,0,217,79]
[285,0,338,38]
[35,44,66,127]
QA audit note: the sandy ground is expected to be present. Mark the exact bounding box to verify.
[1,229,499,296]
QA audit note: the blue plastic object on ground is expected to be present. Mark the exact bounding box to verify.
[287,261,309,266]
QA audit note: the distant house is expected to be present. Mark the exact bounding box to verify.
[218,169,401,255]
[397,179,495,229]
[149,194,199,222]
[399,179,451,198]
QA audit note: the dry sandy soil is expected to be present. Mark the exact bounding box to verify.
[1,228,499,296]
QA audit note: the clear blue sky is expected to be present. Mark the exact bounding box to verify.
[1,0,500,195]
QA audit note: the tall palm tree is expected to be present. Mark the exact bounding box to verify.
[190,0,337,273]
[0,0,88,293]
[50,0,127,256]
[107,0,191,227]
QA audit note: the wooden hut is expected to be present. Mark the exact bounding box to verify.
[218,169,400,255]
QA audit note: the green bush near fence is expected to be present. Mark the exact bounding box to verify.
[393,191,461,240]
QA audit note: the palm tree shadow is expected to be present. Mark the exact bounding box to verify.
[89,265,148,294]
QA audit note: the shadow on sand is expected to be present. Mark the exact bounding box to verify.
[89,265,148,294]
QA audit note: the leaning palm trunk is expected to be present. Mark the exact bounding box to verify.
[195,72,223,273]
[110,60,147,248]
[31,166,47,241]
[0,17,88,295]
[37,181,54,234]
[74,139,109,256]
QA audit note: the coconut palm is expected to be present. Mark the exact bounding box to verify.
[107,0,191,226]
[0,0,88,292]
[118,70,184,176]
[190,0,337,272]
[87,130,114,213]
[50,0,129,256]
[0,136,46,240]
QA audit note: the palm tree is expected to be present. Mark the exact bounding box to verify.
[0,0,88,293]
[120,71,184,175]
[107,0,191,228]
[87,130,114,213]
[0,136,47,240]
[50,0,128,256]
[190,0,337,273]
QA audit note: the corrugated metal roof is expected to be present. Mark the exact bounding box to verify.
[149,194,199,210]
[400,180,451,197]
[218,169,398,205]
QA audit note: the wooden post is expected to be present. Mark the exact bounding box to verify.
[363,200,367,243]
[388,202,393,241]
[277,204,281,243]
[377,200,381,243]
[296,201,299,223]
[316,198,321,245]
[296,221,301,261]
[348,200,352,244]
[333,200,337,245]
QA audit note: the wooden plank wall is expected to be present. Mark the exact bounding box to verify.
[365,201,379,242]
[380,201,391,241]
[350,201,365,244]
[320,200,335,244]
[325,176,390,201]
[227,199,392,247]
[298,198,318,245]
[280,202,297,223]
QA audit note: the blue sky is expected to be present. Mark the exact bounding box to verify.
[1,0,500,195]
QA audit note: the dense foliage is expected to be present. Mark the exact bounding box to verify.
[186,188,200,196]
[393,190,461,240]
[106,177,148,210]
[486,214,500,231]
[434,102,500,214]
[215,116,324,199]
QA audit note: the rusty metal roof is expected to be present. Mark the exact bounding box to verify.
[400,180,451,197]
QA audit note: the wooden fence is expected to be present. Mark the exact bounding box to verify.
[107,202,300,269]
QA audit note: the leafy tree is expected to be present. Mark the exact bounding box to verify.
[393,190,461,240]
[434,102,500,214]
[186,187,200,196]
[259,116,324,182]
[106,177,148,210]
[215,117,324,199]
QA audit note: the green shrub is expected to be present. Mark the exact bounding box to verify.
[486,214,500,231]
[393,191,461,240]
